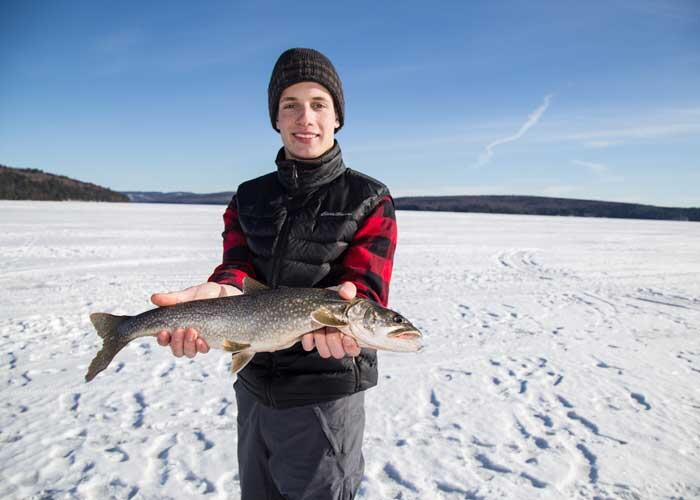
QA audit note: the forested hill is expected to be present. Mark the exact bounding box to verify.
[122,190,698,221]
[121,191,234,205]
[394,195,700,221]
[3,166,696,222]
[0,165,128,202]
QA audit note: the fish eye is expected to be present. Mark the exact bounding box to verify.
[393,315,404,324]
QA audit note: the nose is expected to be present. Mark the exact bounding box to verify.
[295,103,313,125]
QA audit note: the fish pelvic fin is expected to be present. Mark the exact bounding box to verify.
[242,277,270,294]
[231,350,254,374]
[85,313,131,382]
[221,339,251,353]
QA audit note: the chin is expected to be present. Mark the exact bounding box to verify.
[288,146,323,160]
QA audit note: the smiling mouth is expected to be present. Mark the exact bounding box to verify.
[293,133,319,140]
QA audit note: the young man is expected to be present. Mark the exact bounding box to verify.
[152,48,397,500]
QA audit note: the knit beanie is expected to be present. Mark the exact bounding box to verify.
[268,48,345,133]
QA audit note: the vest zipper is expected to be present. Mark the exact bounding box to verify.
[291,164,298,190]
[352,356,361,392]
[266,355,277,408]
[269,196,294,289]
[266,174,296,406]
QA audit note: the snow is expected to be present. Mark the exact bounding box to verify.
[1,200,699,499]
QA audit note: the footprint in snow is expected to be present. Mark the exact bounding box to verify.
[566,411,627,445]
[194,430,215,451]
[430,390,440,417]
[383,462,419,493]
[474,453,512,474]
[105,445,130,462]
[630,392,651,411]
[184,470,216,495]
[576,443,599,484]
[132,391,147,429]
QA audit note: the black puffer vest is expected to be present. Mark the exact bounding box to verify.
[234,141,390,408]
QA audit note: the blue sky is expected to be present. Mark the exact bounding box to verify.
[1,0,699,206]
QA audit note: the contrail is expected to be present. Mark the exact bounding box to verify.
[475,94,553,167]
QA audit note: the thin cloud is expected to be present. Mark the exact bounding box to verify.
[475,94,553,167]
[572,160,608,174]
[584,140,619,149]
[541,122,700,144]
[572,160,624,183]
[541,185,579,197]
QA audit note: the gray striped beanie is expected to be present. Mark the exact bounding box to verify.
[268,48,345,133]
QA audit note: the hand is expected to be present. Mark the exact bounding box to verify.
[151,282,241,358]
[301,282,361,359]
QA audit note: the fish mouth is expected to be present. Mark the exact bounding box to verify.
[387,328,422,340]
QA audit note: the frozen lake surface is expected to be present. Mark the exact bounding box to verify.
[1,201,699,499]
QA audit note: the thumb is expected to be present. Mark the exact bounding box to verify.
[337,281,357,300]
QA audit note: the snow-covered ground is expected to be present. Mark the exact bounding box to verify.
[1,200,699,500]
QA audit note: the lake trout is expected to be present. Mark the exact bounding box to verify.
[85,277,422,382]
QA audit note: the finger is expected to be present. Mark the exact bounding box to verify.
[150,292,173,306]
[196,338,210,354]
[193,283,218,301]
[183,328,198,358]
[151,291,187,307]
[170,328,185,357]
[301,333,315,351]
[342,335,361,357]
[151,284,201,306]
[326,329,345,359]
[219,284,243,297]
[337,281,357,300]
[313,330,332,358]
[156,331,171,347]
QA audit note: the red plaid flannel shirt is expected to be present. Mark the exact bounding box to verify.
[208,195,397,307]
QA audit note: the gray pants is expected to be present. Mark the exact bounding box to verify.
[235,383,366,500]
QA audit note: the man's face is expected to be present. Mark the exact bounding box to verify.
[276,81,339,160]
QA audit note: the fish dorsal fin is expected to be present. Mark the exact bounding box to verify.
[311,307,349,328]
[222,339,251,353]
[242,277,270,294]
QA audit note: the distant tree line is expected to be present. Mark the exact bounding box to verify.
[0,165,129,202]
[121,191,234,205]
[3,163,697,222]
[394,195,700,222]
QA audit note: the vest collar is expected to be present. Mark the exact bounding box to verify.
[275,140,346,195]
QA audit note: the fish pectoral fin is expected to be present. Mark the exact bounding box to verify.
[310,308,349,328]
[231,350,254,374]
[242,277,270,294]
[222,339,252,353]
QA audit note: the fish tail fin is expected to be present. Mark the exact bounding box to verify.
[86,313,131,382]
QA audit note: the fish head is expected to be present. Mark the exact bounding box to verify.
[345,300,423,352]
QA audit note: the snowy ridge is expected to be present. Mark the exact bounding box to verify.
[1,202,699,499]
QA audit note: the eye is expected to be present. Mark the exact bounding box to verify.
[393,315,404,324]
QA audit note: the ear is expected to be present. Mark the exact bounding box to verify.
[335,114,340,128]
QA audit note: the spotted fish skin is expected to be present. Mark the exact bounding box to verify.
[85,282,422,382]
[124,287,341,349]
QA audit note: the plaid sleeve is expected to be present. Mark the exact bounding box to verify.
[337,195,397,307]
[207,195,256,290]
